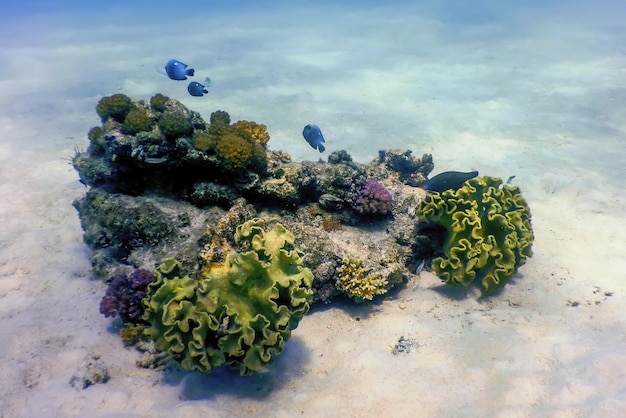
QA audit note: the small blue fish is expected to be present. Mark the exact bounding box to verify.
[302,124,326,153]
[165,59,194,80]
[187,81,208,97]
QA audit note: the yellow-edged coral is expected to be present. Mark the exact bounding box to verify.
[338,257,388,302]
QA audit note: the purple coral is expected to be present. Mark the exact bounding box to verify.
[99,269,155,324]
[353,179,393,215]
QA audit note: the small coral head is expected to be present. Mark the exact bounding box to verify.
[354,179,393,215]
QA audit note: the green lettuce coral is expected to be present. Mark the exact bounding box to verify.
[417,176,534,294]
[142,219,313,375]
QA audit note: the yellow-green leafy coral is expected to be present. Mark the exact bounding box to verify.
[417,176,534,294]
[142,219,313,375]
[338,257,389,302]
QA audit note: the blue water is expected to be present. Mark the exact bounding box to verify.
[1,1,625,416]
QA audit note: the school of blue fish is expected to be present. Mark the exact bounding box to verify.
[163,60,478,185]
[164,58,208,97]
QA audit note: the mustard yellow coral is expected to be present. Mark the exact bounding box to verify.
[232,120,270,144]
[215,134,253,173]
[338,258,388,302]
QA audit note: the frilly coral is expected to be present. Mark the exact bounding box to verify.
[417,176,534,294]
[353,178,393,215]
[338,257,389,302]
[142,219,313,375]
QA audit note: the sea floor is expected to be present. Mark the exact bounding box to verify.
[1,2,625,417]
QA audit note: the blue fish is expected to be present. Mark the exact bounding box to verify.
[165,59,194,80]
[423,170,479,193]
[302,124,326,153]
[187,81,208,97]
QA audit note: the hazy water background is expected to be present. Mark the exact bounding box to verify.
[1,0,625,416]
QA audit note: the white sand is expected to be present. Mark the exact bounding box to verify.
[1,2,625,417]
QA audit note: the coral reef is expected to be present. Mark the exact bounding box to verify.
[72,188,213,279]
[99,269,156,324]
[142,220,313,375]
[69,92,541,380]
[417,176,534,294]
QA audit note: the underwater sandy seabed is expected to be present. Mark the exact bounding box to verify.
[1,2,625,417]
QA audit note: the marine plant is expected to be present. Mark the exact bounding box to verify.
[417,176,534,294]
[100,268,156,323]
[338,257,389,302]
[353,178,393,215]
[96,93,134,122]
[142,219,313,375]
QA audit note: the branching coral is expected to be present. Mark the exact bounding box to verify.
[417,176,534,294]
[353,179,393,215]
[338,257,389,302]
[142,219,313,375]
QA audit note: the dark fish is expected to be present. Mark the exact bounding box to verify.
[302,124,326,153]
[423,170,479,193]
[187,81,208,97]
[165,59,194,80]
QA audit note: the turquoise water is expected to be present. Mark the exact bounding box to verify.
[1,1,625,416]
